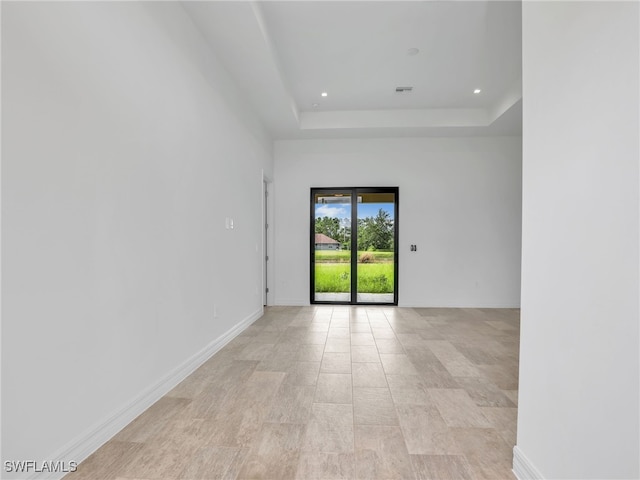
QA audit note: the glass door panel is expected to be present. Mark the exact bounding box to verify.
[311,187,398,305]
[312,191,352,303]
[356,192,396,304]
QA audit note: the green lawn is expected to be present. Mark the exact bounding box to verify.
[315,250,394,263]
[314,264,351,292]
[357,263,394,293]
[314,263,394,293]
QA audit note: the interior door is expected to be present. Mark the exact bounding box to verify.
[311,187,398,305]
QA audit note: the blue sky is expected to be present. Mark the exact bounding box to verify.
[315,202,394,220]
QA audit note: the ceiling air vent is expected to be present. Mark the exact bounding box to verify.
[395,86,413,93]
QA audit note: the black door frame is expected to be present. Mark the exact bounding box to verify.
[310,187,399,305]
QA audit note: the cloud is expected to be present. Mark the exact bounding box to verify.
[315,205,349,219]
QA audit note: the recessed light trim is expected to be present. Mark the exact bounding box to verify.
[407,47,420,56]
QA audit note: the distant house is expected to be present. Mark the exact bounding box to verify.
[315,233,340,250]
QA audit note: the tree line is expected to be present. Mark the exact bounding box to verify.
[315,209,394,251]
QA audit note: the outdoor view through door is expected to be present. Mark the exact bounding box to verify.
[311,187,398,305]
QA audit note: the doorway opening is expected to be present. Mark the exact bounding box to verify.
[311,187,398,305]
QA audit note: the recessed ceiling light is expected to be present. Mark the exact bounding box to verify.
[312,103,319,108]
[474,89,482,94]
[321,92,328,97]
[407,48,420,56]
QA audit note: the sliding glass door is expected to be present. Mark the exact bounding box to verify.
[311,187,398,305]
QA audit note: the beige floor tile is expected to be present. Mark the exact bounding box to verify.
[330,318,350,328]
[249,330,283,344]
[386,374,430,405]
[324,339,351,353]
[351,345,380,363]
[450,427,515,479]
[478,364,519,390]
[353,387,398,426]
[70,306,520,480]
[295,452,355,480]
[283,328,328,345]
[403,345,441,365]
[237,423,305,479]
[244,370,287,392]
[64,441,144,480]
[350,323,372,333]
[410,454,474,480]
[419,362,460,389]
[256,349,299,372]
[112,477,155,480]
[210,359,261,383]
[426,341,481,377]
[152,416,218,450]
[209,372,285,447]
[351,332,376,346]
[371,328,396,339]
[302,403,354,454]
[327,327,351,339]
[352,362,387,387]
[480,406,518,446]
[164,374,210,400]
[237,343,275,361]
[503,389,519,406]
[374,338,405,353]
[396,404,459,455]
[177,446,248,480]
[453,342,501,365]
[297,345,325,362]
[300,331,330,345]
[455,376,517,407]
[486,320,519,332]
[350,314,370,323]
[266,383,315,424]
[380,353,419,375]
[117,438,197,479]
[314,373,353,404]
[417,327,446,341]
[354,425,414,479]
[113,397,192,443]
[182,385,229,419]
[396,333,430,348]
[308,322,331,332]
[284,361,321,386]
[428,389,492,428]
[206,409,263,448]
[321,352,352,373]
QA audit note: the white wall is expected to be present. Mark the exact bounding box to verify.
[1,2,272,476]
[516,2,639,479]
[273,137,522,307]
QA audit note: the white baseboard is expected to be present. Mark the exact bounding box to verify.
[399,299,521,308]
[513,445,545,480]
[28,307,264,480]
[271,298,521,309]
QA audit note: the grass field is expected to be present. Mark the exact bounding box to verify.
[314,263,394,293]
[315,250,394,263]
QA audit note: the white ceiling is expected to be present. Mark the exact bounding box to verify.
[182,1,522,140]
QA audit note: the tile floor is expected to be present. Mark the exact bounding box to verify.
[65,306,519,480]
